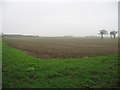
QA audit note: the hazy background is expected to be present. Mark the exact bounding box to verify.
[1,0,118,37]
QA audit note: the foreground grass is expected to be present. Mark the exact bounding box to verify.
[2,42,118,88]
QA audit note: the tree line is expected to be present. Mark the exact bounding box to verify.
[99,30,118,39]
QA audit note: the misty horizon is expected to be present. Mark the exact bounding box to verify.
[1,0,118,37]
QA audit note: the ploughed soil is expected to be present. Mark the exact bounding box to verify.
[4,38,118,59]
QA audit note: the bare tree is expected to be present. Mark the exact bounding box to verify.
[110,32,113,38]
[109,31,118,39]
[99,30,108,39]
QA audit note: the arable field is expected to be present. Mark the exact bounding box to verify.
[4,38,118,59]
[2,40,119,88]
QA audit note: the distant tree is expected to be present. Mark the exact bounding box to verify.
[99,30,108,39]
[110,32,112,38]
[110,31,118,39]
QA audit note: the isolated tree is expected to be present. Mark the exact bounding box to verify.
[99,30,108,39]
[110,31,118,39]
[110,32,113,38]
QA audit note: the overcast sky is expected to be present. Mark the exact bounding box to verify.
[1,0,118,36]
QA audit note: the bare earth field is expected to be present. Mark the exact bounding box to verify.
[4,37,118,59]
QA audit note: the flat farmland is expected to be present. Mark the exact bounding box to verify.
[4,38,118,59]
[2,39,119,88]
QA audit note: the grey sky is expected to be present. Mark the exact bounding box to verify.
[1,0,118,36]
